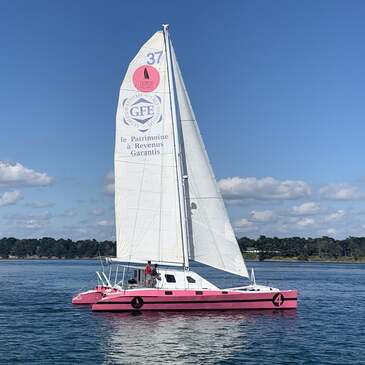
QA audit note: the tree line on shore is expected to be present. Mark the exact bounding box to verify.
[0,237,115,259]
[238,236,365,261]
[1,236,365,261]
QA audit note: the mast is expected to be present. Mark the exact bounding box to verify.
[162,24,190,270]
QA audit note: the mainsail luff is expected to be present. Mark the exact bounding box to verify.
[162,25,190,269]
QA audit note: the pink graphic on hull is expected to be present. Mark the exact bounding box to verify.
[133,65,160,92]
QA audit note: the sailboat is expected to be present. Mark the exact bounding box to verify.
[72,25,298,311]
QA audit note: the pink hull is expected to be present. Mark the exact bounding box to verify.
[72,286,115,305]
[91,289,298,311]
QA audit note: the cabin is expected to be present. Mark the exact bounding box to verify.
[106,266,219,291]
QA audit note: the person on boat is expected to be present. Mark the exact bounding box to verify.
[145,260,152,287]
[151,264,161,287]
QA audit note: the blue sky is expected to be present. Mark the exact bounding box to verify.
[1,0,365,239]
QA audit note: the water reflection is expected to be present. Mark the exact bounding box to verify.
[96,310,296,364]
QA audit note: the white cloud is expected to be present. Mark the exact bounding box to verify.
[291,202,320,215]
[0,190,22,207]
[62,209,77,217]
[91,208,105,216]
[295,217,315,227]
[248,210,275,222]
[104,171,114,195]
[323,210,345,222]
[4,211,52,230]
[97,219,114,227]
[319,184,365,200]
[27,201,54,209]
[23,220,45,229]
[234,218,255,228]
[0,161,53,187]
[218,176,311,201]
[327,228,336,236]
[54,222,116,241]
[234,218,257,234]
[233,218,258,235]
[4,212,52,220]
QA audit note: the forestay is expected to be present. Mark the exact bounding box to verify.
[114,31,184,265]
[171,46,249,278]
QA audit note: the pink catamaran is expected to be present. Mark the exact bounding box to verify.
[73,25,298,312]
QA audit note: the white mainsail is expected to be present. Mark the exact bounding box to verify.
[114,30,185,265]
[171,46,249,278]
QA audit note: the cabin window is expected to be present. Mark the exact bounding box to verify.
[186,276,196,283]
[165,274,176,283]
[195,291,203,295]
[165,291,173,295]
[222,291,228,294]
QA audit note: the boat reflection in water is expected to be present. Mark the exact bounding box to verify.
[96,310,297,364]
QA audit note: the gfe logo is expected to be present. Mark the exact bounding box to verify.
[123,94,162,132]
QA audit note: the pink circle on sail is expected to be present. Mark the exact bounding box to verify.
[132,65,160,92]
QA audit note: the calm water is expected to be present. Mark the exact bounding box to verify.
[1,260,364,364]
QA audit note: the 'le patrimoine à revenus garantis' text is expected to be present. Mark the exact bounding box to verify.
[120,134,169,157]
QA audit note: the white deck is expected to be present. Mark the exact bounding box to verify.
[99,266,279,293]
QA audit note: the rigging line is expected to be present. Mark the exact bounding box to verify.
[174,82,228,271]
[172,45,220,263]
[163,26,188,268]
[171,35,192,267]
[171,49,195,261]
[97,243,105,273]
[156,55,170,263]
[187,196,223,200]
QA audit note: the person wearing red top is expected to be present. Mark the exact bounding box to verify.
[144,260,152,287]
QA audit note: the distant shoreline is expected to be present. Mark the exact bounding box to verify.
[262,257,365,264]
[2,256,365,264]
[246,255,365,264]
[2,237,365,263]
[0,256,103,260]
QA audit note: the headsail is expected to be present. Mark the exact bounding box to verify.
[114,30,184,265]
[171,46,249,278]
